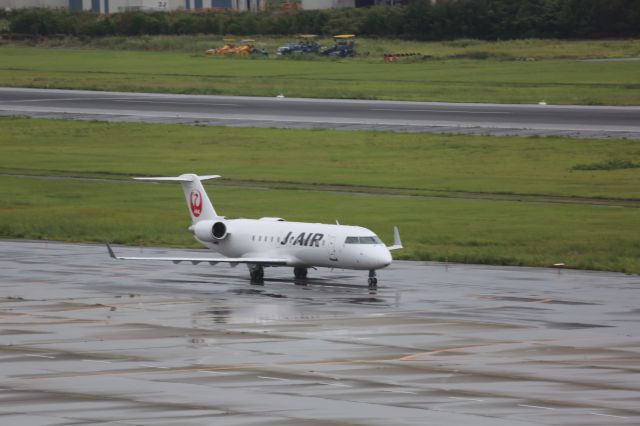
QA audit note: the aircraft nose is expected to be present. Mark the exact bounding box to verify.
[377,248,392,268]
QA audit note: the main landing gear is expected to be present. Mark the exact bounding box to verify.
[249,265,378,288]
[249,265,264,285]
[293,267,308,280]
[368,269,378,289]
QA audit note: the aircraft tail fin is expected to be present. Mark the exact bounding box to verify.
[134,174,220,223]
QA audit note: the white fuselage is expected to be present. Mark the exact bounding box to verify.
[197,218,392,271]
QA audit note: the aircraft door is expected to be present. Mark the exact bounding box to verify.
[328,235,338,262]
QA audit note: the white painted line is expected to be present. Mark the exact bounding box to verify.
[383,390,417,395]
[318,382,352,388]
[118,100,240,107]
[25,354,55,359]
[140,363,167,369]
[589,413,629,419]
[6,97,100,103]
[370,108,511,115]
[258,376,290,382]
[448,396,483,402]
[198,370,229,375]
[518,404,555,410]
[81,359,112,364]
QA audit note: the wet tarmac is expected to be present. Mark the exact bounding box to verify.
[1,240,639,426]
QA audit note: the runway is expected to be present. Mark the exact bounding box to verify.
[1,87,640,138]
[1,240,639,425]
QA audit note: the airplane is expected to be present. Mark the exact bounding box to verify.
[106,173,402,288]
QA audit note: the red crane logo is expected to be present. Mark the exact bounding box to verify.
[190,190,202,218]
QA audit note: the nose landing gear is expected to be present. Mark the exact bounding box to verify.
[368,269,378,289]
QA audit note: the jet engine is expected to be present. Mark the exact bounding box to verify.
[192,220,228,242]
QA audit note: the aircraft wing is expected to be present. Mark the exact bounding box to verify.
[106,243,289,266]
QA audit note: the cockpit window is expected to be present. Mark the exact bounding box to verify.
[359,236,377,244]
[345,236,383,244]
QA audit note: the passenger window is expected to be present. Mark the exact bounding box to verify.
[252,236,255,241]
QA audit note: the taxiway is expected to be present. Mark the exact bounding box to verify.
[1,88,640,138]
[1,240,639,425]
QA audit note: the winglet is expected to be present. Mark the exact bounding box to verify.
[387,226,403,251]
[106,242,117,259]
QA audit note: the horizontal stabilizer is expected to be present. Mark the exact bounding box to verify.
[134,174,220,182]
[106,243,289,266]
[133,173,220,222]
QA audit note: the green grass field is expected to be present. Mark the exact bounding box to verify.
[2,175,639,274]
[2,118,640,200]
[1,43,639,104]
[1,117,639,273]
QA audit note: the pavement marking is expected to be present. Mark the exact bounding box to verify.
[399,343,490,361]
[118,100,240,107]
[258,376,290,382]
[448,397,483,402]
[589,413,629,419]
[318,382,352,388]
[370,108,512,115]
[518,404,555,410]
[382,390,417,395]
[4,97,101,103]
[81,359,112,364]
[25,354,55,359]
[198,370,229,375]
[140,363,168,369]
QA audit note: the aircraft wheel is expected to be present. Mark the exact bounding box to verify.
[368,270,378,288]
[250,266,264,285]
[293,267,308,280]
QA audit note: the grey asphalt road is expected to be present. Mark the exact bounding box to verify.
[1,240,639,426]
[1,87,640,138]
